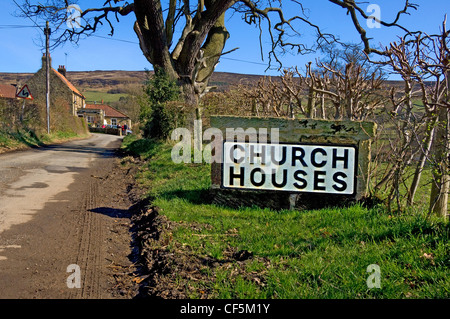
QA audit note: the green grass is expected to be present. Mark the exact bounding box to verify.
[0,129,89,152]
[370,163,434,211]
[122,135,450,299]
[0,129,43,149]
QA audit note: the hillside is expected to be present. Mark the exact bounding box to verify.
[0,70,265,95]
[0,70,405,107]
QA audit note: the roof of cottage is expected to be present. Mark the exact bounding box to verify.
[0,84,17,99]
[52,68,85,99]
[84,104,129,118]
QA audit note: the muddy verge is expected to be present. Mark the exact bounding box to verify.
[97,154,148,298]
[123,159,270,298]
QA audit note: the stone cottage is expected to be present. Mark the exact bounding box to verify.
[26,54,85,116]
[78,103,132,128]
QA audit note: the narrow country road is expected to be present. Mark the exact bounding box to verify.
[0,133,139,299]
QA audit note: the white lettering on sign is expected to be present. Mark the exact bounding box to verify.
[222,142,357,195]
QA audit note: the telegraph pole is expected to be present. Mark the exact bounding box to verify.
[45,21,51,134]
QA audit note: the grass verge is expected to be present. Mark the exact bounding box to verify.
[0,128,90,154]
[122,135,449,299]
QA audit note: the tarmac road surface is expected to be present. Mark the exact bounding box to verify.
[0,133,137,299]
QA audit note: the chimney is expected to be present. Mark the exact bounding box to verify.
[41,53,51,69]
[58,65,67,77]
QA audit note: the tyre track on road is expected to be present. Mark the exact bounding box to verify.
[70,170,105,299]
[0,134,139,299]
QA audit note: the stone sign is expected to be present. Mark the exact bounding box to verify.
[209,116,376,210]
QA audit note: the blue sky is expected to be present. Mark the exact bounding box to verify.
[0,0,448,76]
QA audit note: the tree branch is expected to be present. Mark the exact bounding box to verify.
[328,0,418,55]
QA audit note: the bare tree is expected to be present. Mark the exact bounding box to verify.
[369,18,450,216]
[18,0,418,107]
[312,59,385,120]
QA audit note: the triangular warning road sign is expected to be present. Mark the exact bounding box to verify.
[16,85,33,100]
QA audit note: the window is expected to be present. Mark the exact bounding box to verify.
[87,116,95,124]
[111,118,117,125]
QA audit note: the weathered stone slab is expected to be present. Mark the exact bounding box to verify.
[210,116,376,210]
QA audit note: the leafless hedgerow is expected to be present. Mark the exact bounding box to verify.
[202,55,385,120]
[369,18,450,216]
[201,19,449,216]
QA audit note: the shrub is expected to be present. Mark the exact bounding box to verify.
[140,68,181,140]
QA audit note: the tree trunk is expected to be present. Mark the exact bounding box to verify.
[133,0,177,79]
[429,69,450,218]
[179,78,202,162]
[407,116,437,206]
[289,98,295,119]
[429,107,449,218]
[179,77,199,126]
[195,12,229,91]
[320,93,326,119]
[307,87,316,118]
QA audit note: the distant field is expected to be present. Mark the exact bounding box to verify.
[0,70,408,99]
[83,90,129,104]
